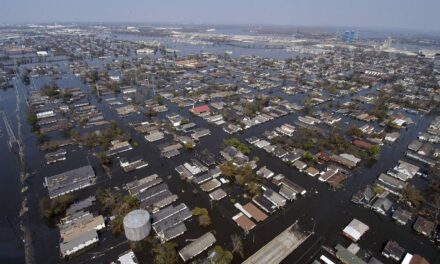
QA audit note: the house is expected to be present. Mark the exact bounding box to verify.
[319,168,339,182]
[353,139,373,150]
[391,208,412,227]
[45,165,96,198]
[335,244,367,264]
[106,140,133,156]
[382,240,405,261]
[342,218,369,242]
[280,178,306,196]
[209,188,227,201]
[401,253,430,264]
[254,139,271,149]
[408,140,423,152]
[283,152,302,164]
[242,202,268,222]
[273,147,288,158]
[393,160,419,181]
[371,197,393,215]
[60,229,99,257]
[116,250,139,264]
[256,166,274,179]
[385,132,400,143]
[246,136,260,145]
[377,173,407,195]
[351,185,375,206]
[190,105,210,116]
[232,213,256,232]
[179,232,216,262]
[305,167,319,177]
[191,128,211,140]
[413,217,435,238]
[262,186,286,208]
[417,143,434,156]
[330,154,357,168]
[252,195,277,214]
[340,153,361,165]
[293,160,307,171]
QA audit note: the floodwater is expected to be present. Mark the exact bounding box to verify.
[0,38,439,264]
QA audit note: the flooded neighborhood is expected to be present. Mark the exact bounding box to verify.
[0,20,440,264]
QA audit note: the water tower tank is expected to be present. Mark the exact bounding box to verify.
[123,209,151,241]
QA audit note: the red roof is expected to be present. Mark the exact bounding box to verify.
[191,105,210,114]
[317,152,331,161]
[352,139,373,150]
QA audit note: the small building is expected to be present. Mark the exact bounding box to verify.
[334,244,367,264]
[413,217,435,238]
[200,179,221,192]
[116,250,139,264]
[401,253,430,264]
[252,196,277,214]
[342,218,369,242]
[242,202,268,222]
[385,132,400,143]
[392,207,412,225]
[60,229,98,257]
[371,197,393,216]
[190,105,210,116]
[351,185,375,206]
[233,213,256,232]
[293,160,307,171]
[262,186,286,208]
[382,240,405,261]
[305,167,319,177]
[256,166,274,179]
[376,173,407,194]
[209,188,227,201]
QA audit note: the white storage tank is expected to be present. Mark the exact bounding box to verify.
[123,209,151,241]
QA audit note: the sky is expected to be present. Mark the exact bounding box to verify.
[1,0,439,32]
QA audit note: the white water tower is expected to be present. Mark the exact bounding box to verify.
[123,209,151,241]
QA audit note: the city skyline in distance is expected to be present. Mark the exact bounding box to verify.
[1,0,440,33]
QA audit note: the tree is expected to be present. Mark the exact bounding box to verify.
[153,242,178,264]
[39,194,75,219]
[198,214,211,227]
[111,215,124,236]
[156,95,164,105]
[192,207,211,227]
[369,145,381,157]
[223,138,250,155]
[346,125,363,138]
[192,207,208,216]
[97,152,112,165]
[209,246,233,264]
[302,151,315,161]
[401,185,425,208]
[184,141,195,150]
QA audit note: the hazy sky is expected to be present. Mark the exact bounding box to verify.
[1,0,439,31]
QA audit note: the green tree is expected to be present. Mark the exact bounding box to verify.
[153,242,178,264]
[369,145,381,157]
[209,246,233,264]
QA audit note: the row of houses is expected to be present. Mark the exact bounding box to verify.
[58,196,105,257]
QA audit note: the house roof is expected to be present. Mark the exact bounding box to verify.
[191,105,210,113]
